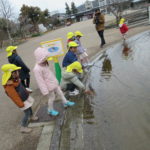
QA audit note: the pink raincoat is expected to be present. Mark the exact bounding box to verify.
[33,47,59,95]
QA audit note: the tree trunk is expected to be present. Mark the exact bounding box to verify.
[6,21,13,44]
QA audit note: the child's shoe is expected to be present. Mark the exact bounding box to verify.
[48,109,59,116]
[87,63,93,67]
[26,88,33,93]
[64,101,75,107]
[20,127,32,133]
[69,89,79,96]
[30,116,39,121]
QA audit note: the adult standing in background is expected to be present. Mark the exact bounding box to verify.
[93,9,106,48]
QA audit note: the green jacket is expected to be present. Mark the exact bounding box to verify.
[60,69,85,90]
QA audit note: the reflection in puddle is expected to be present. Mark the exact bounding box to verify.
[83,82,95,124]
[122,42,132,60]
[101,56,112,80]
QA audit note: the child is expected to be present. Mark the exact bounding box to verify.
[119,18,128,40]
[1,64,38,133]
[62,41,78,68]
[61,61,92,96]
[67,32,75,44]
[33,47,75,116]
[74,31,90,67]
[6,46,32,92]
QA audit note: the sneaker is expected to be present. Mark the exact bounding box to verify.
[86,63,93,67]
[20,127,32,133]
[84,68,89,73]
[48,109,59,116]
[82,63,88,68]
[69,89,79,96]
[26,88,33,93]
[64,101,75,107]
[30,116,38,121]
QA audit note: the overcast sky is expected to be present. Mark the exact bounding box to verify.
[9,0,86,16]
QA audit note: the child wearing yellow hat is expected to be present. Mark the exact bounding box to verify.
[119,18,128,40]
[62,41,78,68]
[67,32,75,44]
[6,46,32,92]
[74,31,91,67]
[61,61,92,96]
[1,64,38,133]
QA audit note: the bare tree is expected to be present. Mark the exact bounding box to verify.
[0,0,13,43]
[107,1,130,25]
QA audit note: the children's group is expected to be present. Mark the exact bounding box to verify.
[1,30,94,133]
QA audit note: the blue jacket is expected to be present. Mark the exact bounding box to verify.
[8,53,30,80]
[62,51,78,67]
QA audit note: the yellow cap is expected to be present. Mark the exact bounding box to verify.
[68,41,78,48]
[1,64,21,85]
[67,32,74,39]
[119,18,125,25]
[75,31,83,37]
[47,57,53,61]
[66,61,83,73]
[6,46,18,57]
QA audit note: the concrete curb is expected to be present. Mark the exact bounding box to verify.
[36,124,54,150]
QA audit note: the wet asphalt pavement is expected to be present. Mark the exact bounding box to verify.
[83,31,150,150]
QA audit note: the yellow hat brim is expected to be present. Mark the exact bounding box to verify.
[7,52,13,57]
[47,57,53,61]
[67,35,74,39]
[75,33,83,37]
[1,65,21,85]
[2,72,11,85]
[6,46,18,57]
[66,67,83,73]
[78,69,83,73]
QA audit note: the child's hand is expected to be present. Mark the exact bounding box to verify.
[84,90,93,95]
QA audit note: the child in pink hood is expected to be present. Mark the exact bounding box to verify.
[33,47,75,116]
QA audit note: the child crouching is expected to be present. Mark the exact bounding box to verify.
[33,47,75,116]
[61,61,92,96]
[1,64,38,133]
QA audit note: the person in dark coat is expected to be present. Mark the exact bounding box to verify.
[6,46,32,92]
[62,41,78,68]
[93,9,106,48]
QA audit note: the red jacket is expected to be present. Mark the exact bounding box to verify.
[67,39,73,43]
[120,24,128,34]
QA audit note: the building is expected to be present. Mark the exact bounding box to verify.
[98,0,129,12]
[76,0,129,21]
